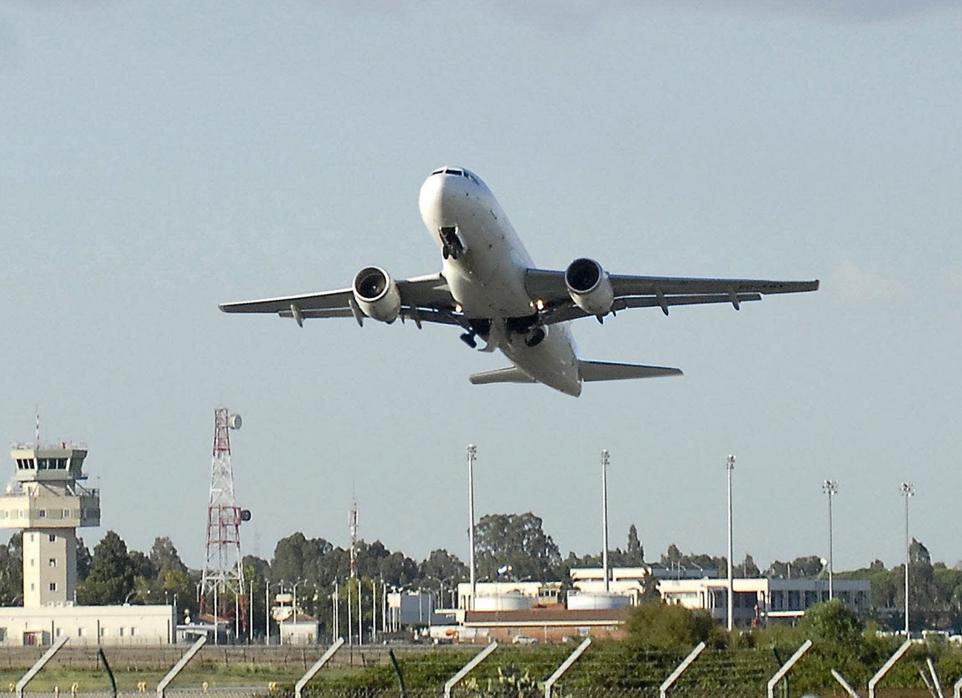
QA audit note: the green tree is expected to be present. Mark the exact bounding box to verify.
[625,601,717,650]
[799,599,862,646]
[475,512,561,581]
[0,533,23,605]
[625,524,644,565]
[419,549,468,584]
[76,537,92,582]
[149,536,188,575]
[77,530,136,604]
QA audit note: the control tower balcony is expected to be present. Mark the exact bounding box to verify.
[0,488,101,528]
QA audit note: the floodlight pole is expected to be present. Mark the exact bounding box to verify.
[726,454,735,632]
[900,482,915,637]
[467,444,477,610]
[601,449,610,593]
[823,479,838,600]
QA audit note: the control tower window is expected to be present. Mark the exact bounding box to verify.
[38,459,47,470]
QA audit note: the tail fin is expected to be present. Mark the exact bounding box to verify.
[578,360,682,382]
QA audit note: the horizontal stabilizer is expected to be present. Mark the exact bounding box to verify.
[579,360,682,382]
[469,367,536,385]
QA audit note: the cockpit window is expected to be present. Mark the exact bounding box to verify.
[432,168,444,175]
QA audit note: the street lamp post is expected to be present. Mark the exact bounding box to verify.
[900,482,915,637]
[333,579,339,642]
[726,454,735,632]
[265,580,271,646]
[822,480,838,601]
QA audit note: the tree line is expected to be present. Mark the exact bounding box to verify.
[0,511,960,633]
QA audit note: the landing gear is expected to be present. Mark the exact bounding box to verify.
[440,227,465,260]
[460,332,478,349]
[459,318,491,350]
[525,327,546,347]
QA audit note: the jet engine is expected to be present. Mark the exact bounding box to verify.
[352,266,401,323]
[564,257,614,316]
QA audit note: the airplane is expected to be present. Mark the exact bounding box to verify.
[220,167,818,397]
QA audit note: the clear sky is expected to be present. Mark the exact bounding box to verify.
[1,2,960,573]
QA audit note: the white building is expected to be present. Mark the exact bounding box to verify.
[455,581,562,611]
[658,577,871,626]
[0,605,174,646]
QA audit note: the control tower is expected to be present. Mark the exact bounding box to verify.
[0,441,101,607]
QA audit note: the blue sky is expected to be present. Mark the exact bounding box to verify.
[1,2,960,572]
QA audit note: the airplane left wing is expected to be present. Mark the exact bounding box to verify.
[219,273,461,327]
[526,268,818,324]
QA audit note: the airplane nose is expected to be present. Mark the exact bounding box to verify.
[419,170,465,226]
[418,172,445,222]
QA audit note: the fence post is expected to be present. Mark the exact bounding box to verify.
[928,657,945,698]
[294,637,345,698]
[659,641,706,698]
[766,639,812,698]
[388,649,407,698]
[16,636,69,698]
[868,639,912,698]
[544,638,591,698]
[97,648,117,698]
[953,673,962,698]
[831,669,860,698]
[444,641,498,698]
[156,636,207,698]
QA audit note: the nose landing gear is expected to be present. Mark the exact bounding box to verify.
[440,226,466,260]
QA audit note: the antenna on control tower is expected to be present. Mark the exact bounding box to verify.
[200,407,250,641]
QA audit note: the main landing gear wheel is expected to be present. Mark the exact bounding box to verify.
[525,328,546,347]
[460,332,478,349]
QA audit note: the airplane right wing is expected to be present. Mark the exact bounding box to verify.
[219,273,463,327]
[526,267,818,325]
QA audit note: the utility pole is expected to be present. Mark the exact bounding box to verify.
[726,454,735,632]
[467,444,477,611]
[822,480,838,600]
[900,482,915,637]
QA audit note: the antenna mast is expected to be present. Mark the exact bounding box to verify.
[349,498,359,579]
[200,407,248,638]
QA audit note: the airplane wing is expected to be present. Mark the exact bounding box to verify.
[219,274,462,327]
[525,269,818,324]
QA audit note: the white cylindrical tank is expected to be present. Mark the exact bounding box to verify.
[473,593,533,612]
[566,592,631,610]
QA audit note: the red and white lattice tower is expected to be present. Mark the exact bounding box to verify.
[200,407,248,634]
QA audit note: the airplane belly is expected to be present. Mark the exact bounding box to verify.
[443,229,533,318]
[501,325,581,396]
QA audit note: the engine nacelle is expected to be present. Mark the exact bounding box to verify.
[565,258,614,316]
[352,266,401,323]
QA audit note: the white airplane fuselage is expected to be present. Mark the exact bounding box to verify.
[418,168,582,396]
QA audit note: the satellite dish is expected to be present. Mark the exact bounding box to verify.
[228,414,242,430]
[240,509,252,522]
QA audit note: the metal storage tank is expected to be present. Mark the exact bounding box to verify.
[566,592,631,610]
[473,593,534,611]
